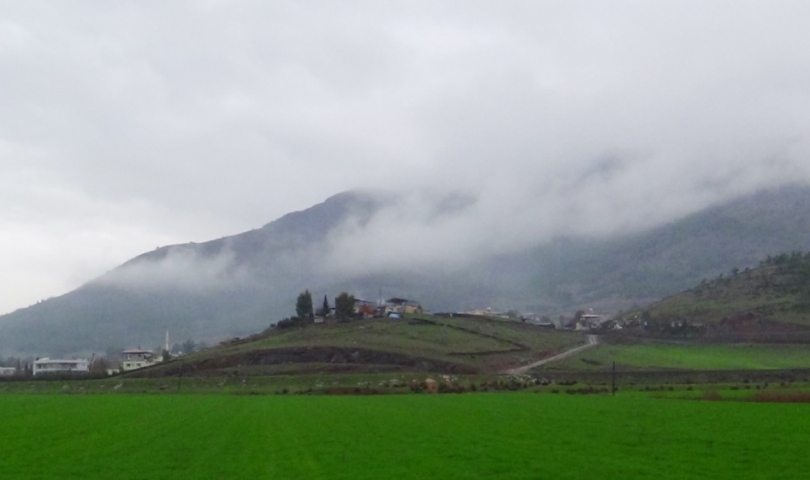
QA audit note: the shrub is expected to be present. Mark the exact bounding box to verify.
[752,392,810,403]
[275,317,308,330]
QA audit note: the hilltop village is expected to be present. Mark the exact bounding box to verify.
[0,291,618,378]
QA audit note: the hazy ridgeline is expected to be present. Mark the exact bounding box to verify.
[2,185,810,356]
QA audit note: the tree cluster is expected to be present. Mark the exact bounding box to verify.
[334,292,355,321]
[280,290,357,328]
[295,290,314,319]
[274,316,310,330]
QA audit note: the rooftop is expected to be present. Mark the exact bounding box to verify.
[34,358,87,364]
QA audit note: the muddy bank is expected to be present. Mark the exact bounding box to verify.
[128,346,477,377]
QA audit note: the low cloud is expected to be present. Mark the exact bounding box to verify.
[97,245,249,293]
[324,159,809,277]
[2,2,810,311]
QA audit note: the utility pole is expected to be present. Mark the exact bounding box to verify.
[612,360,616,396]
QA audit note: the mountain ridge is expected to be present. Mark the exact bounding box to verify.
[2,184,810,356]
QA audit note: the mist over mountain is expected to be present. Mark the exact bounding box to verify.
[2,184,810,356]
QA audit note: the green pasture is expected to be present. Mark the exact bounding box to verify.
[425,315,581,352]
[549,343,810,370]
[1,393,808,479]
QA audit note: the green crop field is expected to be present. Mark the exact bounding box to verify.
[1,393,807,479]
[547,343,810,371]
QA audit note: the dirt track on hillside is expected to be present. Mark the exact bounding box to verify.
[503,335,599,375]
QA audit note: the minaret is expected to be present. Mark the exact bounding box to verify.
[164,330,170,353]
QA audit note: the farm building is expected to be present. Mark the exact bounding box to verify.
[0,367,16,376]
[32,358,89,376]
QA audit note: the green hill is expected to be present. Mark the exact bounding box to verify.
[623,251,810,340]
[126,315,584,377]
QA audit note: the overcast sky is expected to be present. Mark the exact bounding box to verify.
[2,1,810,315]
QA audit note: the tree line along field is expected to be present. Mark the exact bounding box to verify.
[2,393,808,479]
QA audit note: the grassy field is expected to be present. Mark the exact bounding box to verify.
[545,343,810,371]
[1,392,808,479]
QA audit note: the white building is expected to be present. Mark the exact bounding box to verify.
[0,367,16,377]
[120,349,158,372]
[33,358,89,376]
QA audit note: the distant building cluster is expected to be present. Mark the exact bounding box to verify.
[315,297,424,323]
[454,307,634,332]
[4,331,177,379]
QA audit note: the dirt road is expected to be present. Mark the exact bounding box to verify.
[504,334,599,375]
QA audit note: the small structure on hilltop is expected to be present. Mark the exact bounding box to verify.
[32,358,89,376]
[353,298,376,318]
[385,298,423,316]
[120,349,158,372]
[462,307,512,319]
[575,313,609,330]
